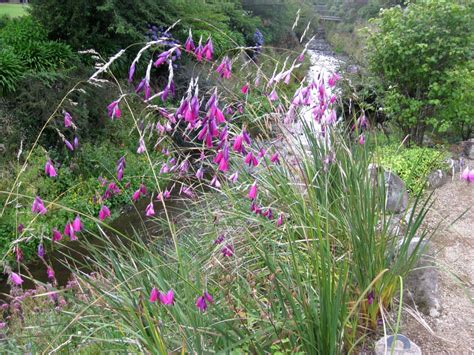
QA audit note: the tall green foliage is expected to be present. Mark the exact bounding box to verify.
[30,0,261,54]
[367,1,473,145]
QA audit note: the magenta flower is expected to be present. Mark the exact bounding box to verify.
[47,266,55,281]
[184,30,195,52]
[268,89,279,101]
[153,50,171,67]
[277,213,284,227]
[233,134,244,153]
[44,160,57,177]
[17,223,24,233]
[194,37,203,61]
[244,152,258,167]
[73,215,82,232]
[52,228,62,242]
[145,202,155,217]
[270,152,280,164]
[461,167,474,183]
[64,222,76,240]
[203,37,213,60]
[32,196,47,215]
[248,181,257,200]
[221,244,234,257]
[216,57,232,79]
[107,100,121,120]
[64,111,72,127]
[328,72,341,87]
[98,205,111,221]
[9,272,23,286]
[358,134,365,145]
[149,287,159,302]
[214,234,225,244]
[37,244,45,258]
[297,52,305,62]
[195,292,213,312]
[132,189,141,202]
[159,289,175,305]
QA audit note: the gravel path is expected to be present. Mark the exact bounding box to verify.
[402,175,474,353]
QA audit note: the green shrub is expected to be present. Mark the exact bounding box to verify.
[367,1,473,145]
[376,143,449,192]
[0,48,23,94]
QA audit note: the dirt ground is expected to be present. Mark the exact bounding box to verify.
[401,175,474,353]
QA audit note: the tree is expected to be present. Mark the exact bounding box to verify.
[367,1,473,145]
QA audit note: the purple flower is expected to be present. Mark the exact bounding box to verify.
[32,196,47,215]
[52,228,62,242]
[270,152,280,164]
[37,244,45,258]
[195,292,213,312]
[159,289,174,305]
[44,160,57,177]
[128,62,136,83]
[145,202,155,217]
[149,287,159,302]
[9,272,23,286]
[241,83,249,94]
[221,244,234,257]
[268,89,279,101]
[214,234,225,244]
[99,205,111,221]
[203,37,213,60]
[64,139,74,151]
[107,100,121,120]
[277,213,284,227]
[64,111,72,128]
[248,181,257,200]
[73,215,82,232]
[17,224,24,233]
[367,291,375,305]
[185,30,195,52]
[244,152,258,167]
[47,266,55,281]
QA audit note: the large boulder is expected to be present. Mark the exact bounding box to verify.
[384,171,409,213]
[464,138,474,160]
[426,169,448,190]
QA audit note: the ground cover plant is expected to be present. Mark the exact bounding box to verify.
[0,7,448,354]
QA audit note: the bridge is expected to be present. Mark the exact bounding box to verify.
[315,3,342,22]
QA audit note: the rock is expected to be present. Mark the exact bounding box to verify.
[427,169,448,189]
[384,171,409,213]
[375,334,421,355]
[464,138,474,160]
[445,158,463,175]
[405,244,442,318]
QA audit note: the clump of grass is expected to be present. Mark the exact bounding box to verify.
[0,18,434,353]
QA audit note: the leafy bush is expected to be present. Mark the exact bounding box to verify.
[0,16,75,92]
[367,1,473,145]
[376,143,449,192]
[0,48,22,94]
